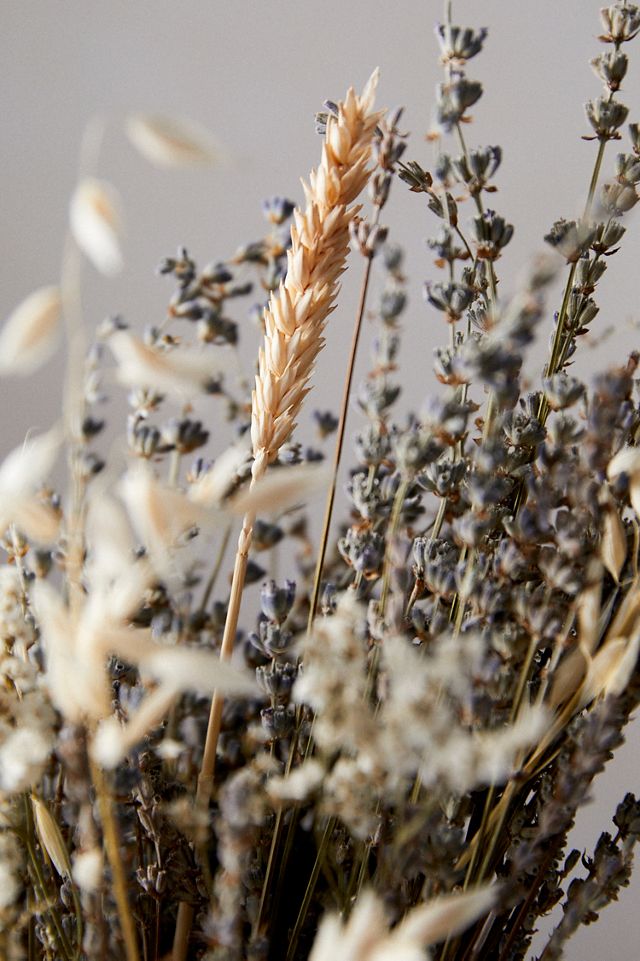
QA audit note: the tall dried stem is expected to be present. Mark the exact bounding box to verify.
[173,71,382,961]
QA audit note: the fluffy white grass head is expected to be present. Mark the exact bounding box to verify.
[108,330,223,397]
[126,113,219,168]
[0,286,61,376]
[70,177,123,276]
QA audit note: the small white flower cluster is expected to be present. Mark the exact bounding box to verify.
[0,565,35,654]
[284,595,546,836]
[0,567,55,796]
[0,827,23,911]
[0,649,56,794]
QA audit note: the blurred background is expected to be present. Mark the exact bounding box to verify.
[2,2,639,956]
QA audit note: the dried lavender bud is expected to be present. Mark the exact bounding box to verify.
[260,579,296,624]
[245,560,267,585]
[435,76,483,131]
[425,281,475,321]
[616,151,640,184]
[357,379,401,419]
[427,225,467,264]
[197,314,239,346]
[349,218,389,257]
[542,373,585,410]
[419,458,467,497]
[585,97,629,139]
[398,160,433,193]
[427,189,459,225]
[452,145,502,194]
[503,409,546,448]
[544,219,597,262]
[252,520,284,551]
[613,793,640,838]
[261,196,295,225]
[471,209,514,259]
[249,620,295,659]
[422,393,476,444]
[161,418,209,454]
[574,255,608,292]
[630,122,640,154]
[382,242,404,272]
[314,99,339,136]
[599,3,640,44]
[435,23,488,62]
[81,416,105,439]
[256,662,298,700]
[338,527,384,577]
[355,423,392,466]
[600,179,639,214]
[320,582,337,615]
[380,289,407,322]
[591,49,629,90]
[127,418,165,458]
[261,704,295,740]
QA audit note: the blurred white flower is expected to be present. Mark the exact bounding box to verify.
[70,177,123,275]
[126,114,218,168]
[0,286,61,375]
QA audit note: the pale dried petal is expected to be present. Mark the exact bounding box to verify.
[138,644,258,697]
[0,286,61,375]
[601,506,627,582]
[126,113,218,167]
[188,442,252,507]
[231,462,330,517]
[72,849,103,892]
[92,685,178,768]
[582,634,640,704]
[393,885,496,947]
[70,177,123,275]
[0,428,59,497]
[6,497,60,543]
[118,464,203,577]
[31,796,72,879]
[85,494,136,588]
[630,475,640,519]
[607,445,640,482]
[31,581,111,723]
[109,330,222,396]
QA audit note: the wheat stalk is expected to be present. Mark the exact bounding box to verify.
[173,71,383,961]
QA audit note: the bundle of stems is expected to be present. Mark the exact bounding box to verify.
[2,3,640,961]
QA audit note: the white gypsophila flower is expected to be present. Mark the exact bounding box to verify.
[70,177,123,275]
[0,727,52,794]
[0,566,35,652]
[0,653,55,793]
[126,114,219,168]
[0,832,22,910]
[267,759,325,804]
[72,848,103,892]
[0,286,61,376]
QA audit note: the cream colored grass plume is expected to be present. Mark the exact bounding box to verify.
[173,67,383,961]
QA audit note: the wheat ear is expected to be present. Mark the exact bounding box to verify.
[195,70,382,806]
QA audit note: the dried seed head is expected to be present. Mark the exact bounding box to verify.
[31,796,72,880]
[70,177,123,275]
[251,72,382,478]
[0,286,61,376]
[126,114,218,167]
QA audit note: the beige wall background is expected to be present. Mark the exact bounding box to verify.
[2,2,640,957]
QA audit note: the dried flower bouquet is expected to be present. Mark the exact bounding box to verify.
[1,3,640,961]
